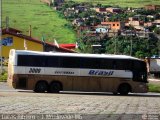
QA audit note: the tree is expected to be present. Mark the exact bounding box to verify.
[135,51,144,58]
[105,35,159,58]
[154,27,160,34]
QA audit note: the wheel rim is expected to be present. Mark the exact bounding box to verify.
[35,82,47,93]
[119,84,130,95]
[50,82,61,93]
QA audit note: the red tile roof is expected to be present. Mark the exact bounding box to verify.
[59,44,76,49]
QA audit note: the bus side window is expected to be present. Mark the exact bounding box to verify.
[125,60,132,71]
[60,57,80,68]
[46,56,60,67]
[34,56,45,67]
[80,58,100,69]
[18,55,35,67]
[132,61,144,81]
[27,56,36,67]
[91,58,100,69]
[124,60,132,70]
[112,61,117,69]
[100,59,113,69]
[132,61,144,71]
[18,55,26,66]
[114,60,132,70]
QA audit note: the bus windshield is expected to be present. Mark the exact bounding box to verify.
[132,60,148,83]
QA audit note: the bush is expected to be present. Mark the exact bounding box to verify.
[0,71,7,82]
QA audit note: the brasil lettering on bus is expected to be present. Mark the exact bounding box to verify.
[88,70,114,76]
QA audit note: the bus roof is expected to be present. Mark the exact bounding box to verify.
[11,49,141,60]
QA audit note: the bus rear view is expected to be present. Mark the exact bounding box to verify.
[7,49,17,88]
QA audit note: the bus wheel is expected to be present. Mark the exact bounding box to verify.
[34,81,48,93]
[118,84,130,95]
[49,82,62,93]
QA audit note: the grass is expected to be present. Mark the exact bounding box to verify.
[72,0,160,8]
[0,71,7,82]
[2,0,77,43]
[148,83,160,93]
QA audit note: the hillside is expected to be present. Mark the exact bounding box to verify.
[2,0,76,43]
[2,0,160,43]
[72,0,160,8]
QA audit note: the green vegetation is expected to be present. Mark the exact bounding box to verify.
[148,83,160,93]
[0,71,7,82]
[104,35,159,58]
[72,0,160,8]
[2,0,76,43]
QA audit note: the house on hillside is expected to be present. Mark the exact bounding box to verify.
[144,22,153,27]
[100,21,124,37]
[1,27,76,58]
[95,28,108,33]
[64,8,76,17]
[126,21,145,31]
[128,15,147,21]
[101,21,125,30]
[106,7,122,14]
[126,16,145,30]
[94,7,122,14]
[121,30,136,36]
[75,6,89,13]
[127,20,144,27]
[52,0,64,6]
[153,19,160,28]
[136,31,149,38]
[94,7,108,14]
[72,18,84,26]
[144,5,160,10]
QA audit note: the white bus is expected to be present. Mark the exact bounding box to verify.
[8,49,148,95]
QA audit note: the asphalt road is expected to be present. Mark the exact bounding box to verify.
[0,82,160,120]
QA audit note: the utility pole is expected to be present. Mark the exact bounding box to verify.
[0,0,3,74]
[130,31,132,56]
[114,37,117,54]
[114,32,117,54]
[130,38,132,56]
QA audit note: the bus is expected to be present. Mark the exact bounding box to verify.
[7,49,148,95]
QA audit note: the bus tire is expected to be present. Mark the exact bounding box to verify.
[118,83,131,95]
[49,82,62,93]
[34,81,48,93]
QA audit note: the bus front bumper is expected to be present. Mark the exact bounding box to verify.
[138,84,148,93]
